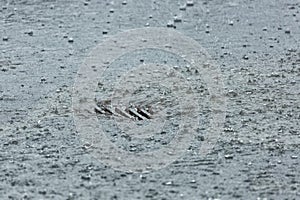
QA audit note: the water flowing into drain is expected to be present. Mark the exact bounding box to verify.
[95,100,153,121]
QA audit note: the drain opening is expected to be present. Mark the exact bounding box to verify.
[95,101,153,121]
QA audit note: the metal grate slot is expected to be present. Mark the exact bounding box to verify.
[136,107,152,119]
[95,101,153,121]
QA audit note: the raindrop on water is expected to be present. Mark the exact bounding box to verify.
[174,15,182,23]
[68,37,74,43]
[179,4,186,10]
[186,0,194,6]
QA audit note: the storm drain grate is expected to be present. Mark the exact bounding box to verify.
[95,100,153,121]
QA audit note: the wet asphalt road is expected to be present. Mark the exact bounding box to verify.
[0,0,299,199]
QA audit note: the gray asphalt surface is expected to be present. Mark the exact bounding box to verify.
[0,0,299,199]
